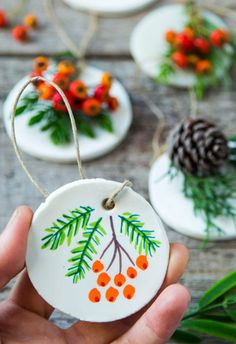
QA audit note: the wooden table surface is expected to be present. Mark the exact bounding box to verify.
[0,0,236,343]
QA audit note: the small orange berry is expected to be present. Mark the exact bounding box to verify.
[127,267,137,279]
[82,98,101,117]
[106,287,119,302]
[12,25,28,42]
[136,255,148,270]
[210,29,229,47]
[101,72,112,89]
[187,54,199,68]
[58,60,76,76]
[108,96,119,111]
[24,14,38,29]
[196,60,212,74]
[92,260,104,273]
[165,29,176,44]
[172,51,187,68]
[33,56,49,73]
[123,285,135,300]
[94,85,109,102]
[69,80,87,99]
[182,27,195,39]
[97,272,111,287]
[88,288,101,303]
[30,71,44,88]
[114,273,126,287]
[52,73,69,91]
[38,83,55,100]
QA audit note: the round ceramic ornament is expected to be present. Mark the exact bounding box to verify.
[149,153,236,241]
[63,0,158,17]
[130,4,229,88]
[10,78,169,322]
[3,65,132,163]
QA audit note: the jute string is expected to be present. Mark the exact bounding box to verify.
[11,77,131,206]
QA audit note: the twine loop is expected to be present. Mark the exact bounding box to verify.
[103,180,133,210]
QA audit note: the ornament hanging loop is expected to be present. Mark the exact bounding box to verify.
[11,76,86,198]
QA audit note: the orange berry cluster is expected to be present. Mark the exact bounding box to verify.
[0,8,38,43]
[165,27,229,74]
[31,56,119,117]
[88,255,149,303]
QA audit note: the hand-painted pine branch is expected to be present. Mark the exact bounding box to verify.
[119,213,161,257]
[100,216,135,274]
[66,218,106,284]
[41,206,94,250]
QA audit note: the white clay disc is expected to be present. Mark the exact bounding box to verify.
[149,154,236,240]
[3,65,132,163]
[63,0,158,16]
[130,4,229,87]
[26,178,169,322]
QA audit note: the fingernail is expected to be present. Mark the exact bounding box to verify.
[8,208,20,226]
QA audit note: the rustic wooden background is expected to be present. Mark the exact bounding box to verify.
[0,0,236,343]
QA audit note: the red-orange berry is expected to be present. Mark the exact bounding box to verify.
[114,273,126,287]
[194,38,210,55]
[136,255,148,270]
[69,80,87,100]
[106,287,119,302]
[38,83,55,100]
[52,92,73,112]
[175,32,194,52]
[97,272,111,287]
[108,96,119,111]
[123,285,135,300]
[187,54,199,67]
[24,14,38,29]
[172,51,187,68]
[0,9,8,28]
[127,267,137,279]
[52,73,69,91]
[92,260,104,273]
[30,71,44,88]
[58,60,76,76]
[94,85,109,102]
[182,27,195,39]
[210,29,229,47]
[165,29,176,44]
[101,72,112,89]
[33,56,49,73]
[196,60,212,74]
[88,288,101,303]
[82,98,101,117]
[12,25,28,42]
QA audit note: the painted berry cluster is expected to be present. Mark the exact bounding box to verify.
[41,207,161,304]
[157,3,236,98]
[15,57,119,144]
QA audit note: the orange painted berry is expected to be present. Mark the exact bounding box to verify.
[172,51,187,68]
[12,25,28,42]
[175,32,194,53]
[187,54,199,67]
[94,85,109,102]
[92,260,104,273]
[24,14,38,29]
[127,267,137,279]
[58,60,76,76]
[97,272,111,287]
[108,96,119,111]
[52,73,69,91]
[88,288,101,303]
[114,273,126,287]
[136,255,148,270]
[33,56,49,73]
[165,29,176,44]
[196,60,212,74]
[105,287,119,302]
[0,10,8,28]
[182,27,195,39]
[38,83,55,100]
[194,38,210,55]
[101,72,112,89]
[82,98,101,117]
[210,29,229,47]
[123,285,135,300]
[69,80,87,100]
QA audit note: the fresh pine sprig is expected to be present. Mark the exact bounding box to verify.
[119,212,161,256]
[172,271,236,343]
[168,166,236,244]
[66,218,106,283]
[41,206,94,250]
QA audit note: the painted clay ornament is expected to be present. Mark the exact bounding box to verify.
[149,118,236,241]
[3,58,132,162]
[130,4,234,93]
[63,0,159,17]
[10,78,169,322]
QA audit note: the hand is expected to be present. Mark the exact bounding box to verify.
[0,206,190,344]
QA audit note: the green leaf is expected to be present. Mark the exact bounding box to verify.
[95,113,113,132]
[199,271,236,309]
[171,329,201,343]
[182,319,236,342]
[28,112,45,126]
[75,115,96,138]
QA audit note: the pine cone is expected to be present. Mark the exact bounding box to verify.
[169,118,229,176]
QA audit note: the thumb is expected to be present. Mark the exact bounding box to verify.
[0,206,33,288]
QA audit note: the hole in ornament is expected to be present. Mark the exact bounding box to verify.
[102,198,115,210]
